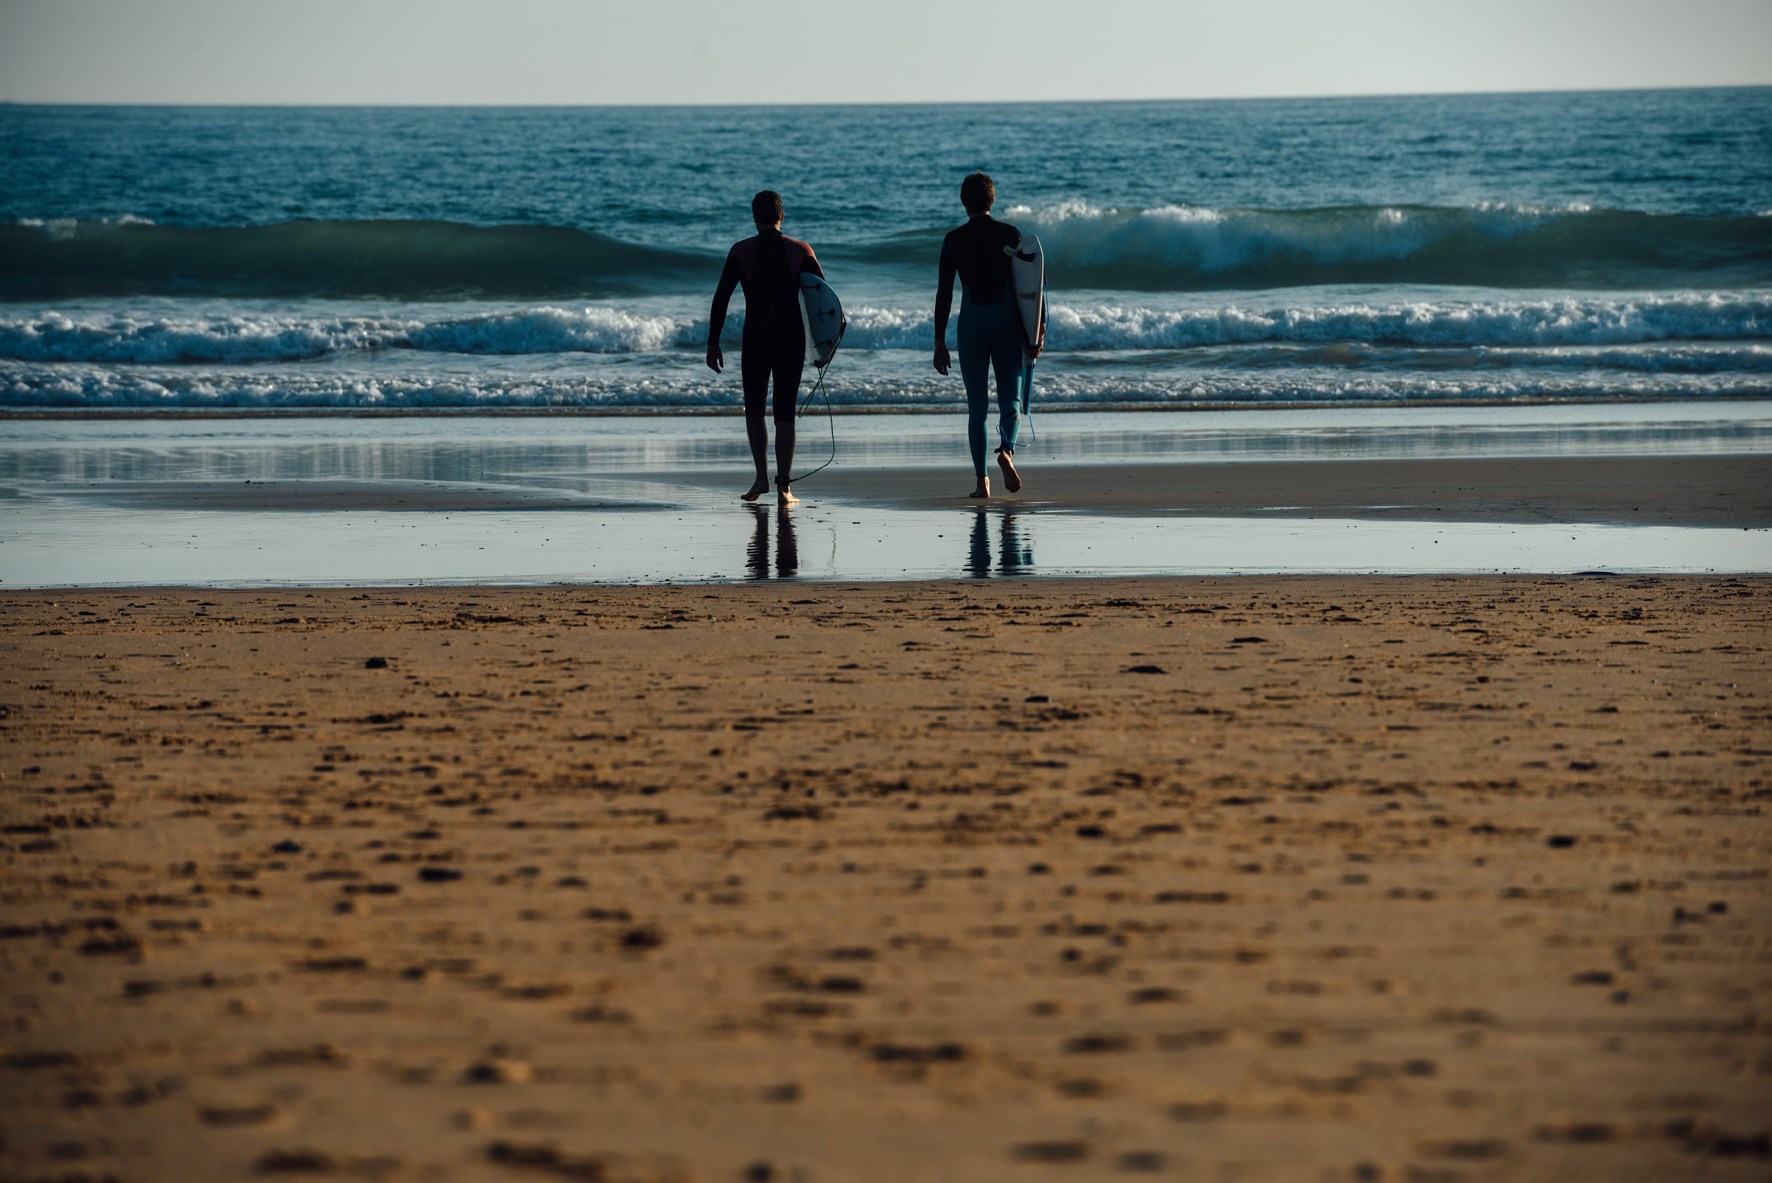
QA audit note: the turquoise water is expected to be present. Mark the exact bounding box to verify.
[2,90,1769,410]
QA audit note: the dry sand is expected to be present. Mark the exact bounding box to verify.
[2,577,1768,1182]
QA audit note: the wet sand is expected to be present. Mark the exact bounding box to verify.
[1,577,1768,1181]
[43,454,1772,528]
[791,454,1772,527]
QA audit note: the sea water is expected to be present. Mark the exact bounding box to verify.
[2,90,1770,412]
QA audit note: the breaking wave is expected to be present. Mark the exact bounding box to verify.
[861,203,1772,291]
[6,203,1770,301]
[5,362,1767,411]
[3,293,1766,364]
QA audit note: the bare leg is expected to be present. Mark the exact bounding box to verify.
[996,446,1021,493]
[742,414,770,501]
[776,420,798,505]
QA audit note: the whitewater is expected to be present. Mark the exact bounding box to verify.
[2,90,1769,411]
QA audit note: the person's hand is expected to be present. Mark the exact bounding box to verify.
[1026,342,1042,363]
[706,344,723,374]
[933,342,950,376]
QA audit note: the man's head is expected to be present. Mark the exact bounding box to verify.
[961,171,995,215]
[752,190,784,229]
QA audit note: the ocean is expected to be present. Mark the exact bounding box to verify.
[2,89,1770,412]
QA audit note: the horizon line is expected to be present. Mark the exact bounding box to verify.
[3,82,1768,110]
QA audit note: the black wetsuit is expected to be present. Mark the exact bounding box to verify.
[934,215,1026,475]
[934,215,1022,322]
[709,229,825,423]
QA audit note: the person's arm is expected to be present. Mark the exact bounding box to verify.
[802,248,824,281]
[706,251,741,373]
[932,241,956,375]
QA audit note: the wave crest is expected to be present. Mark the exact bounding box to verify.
[5,204,1769,299]
[982,202,1772,290]
[2,294,1764,364]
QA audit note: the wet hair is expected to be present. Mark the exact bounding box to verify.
[752,190,784,226]
[961,171,995,215]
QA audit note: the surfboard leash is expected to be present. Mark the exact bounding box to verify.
[789,359,839,484]
[1013,356,1038,447]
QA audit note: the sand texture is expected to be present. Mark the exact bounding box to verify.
[1,577,1768,1182]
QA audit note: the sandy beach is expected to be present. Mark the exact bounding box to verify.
[2,575,1767,1181]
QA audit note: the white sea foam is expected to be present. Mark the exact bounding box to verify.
[404,307,689,354]
[1037,294,1772,351]
[2,294,1765,364]
[5,358,1768,411]
[13,214,156,241]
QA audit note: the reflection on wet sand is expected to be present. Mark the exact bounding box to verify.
[1001,512,1032,574]
[4,404,1767,490]
[966,511,1035,578]
[745,505,799,579]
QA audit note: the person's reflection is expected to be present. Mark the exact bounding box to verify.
[966,511,992,578]
[999,511,1032,574]
[746,504,770,579]
[775,504,798,577]
[745,504,799,579]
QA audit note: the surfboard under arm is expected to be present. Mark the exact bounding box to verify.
[798,273,847,369]
[1006,235,1046,352]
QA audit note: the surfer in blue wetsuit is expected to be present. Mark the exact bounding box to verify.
[707,190,825,506]
[933,171,1038,499]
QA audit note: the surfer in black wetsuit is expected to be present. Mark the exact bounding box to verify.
[707,190,825,506]
[933,171,1037,499]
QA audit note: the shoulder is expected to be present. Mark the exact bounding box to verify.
[782,234,816,258]
[994,219,1021,243]
[729,235,757,256]
[941,224,968,250]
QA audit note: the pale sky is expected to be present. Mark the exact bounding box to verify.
[2,0,1769,105]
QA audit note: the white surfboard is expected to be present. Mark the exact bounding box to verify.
[798,273,846,369]
[1007,234,1046,352]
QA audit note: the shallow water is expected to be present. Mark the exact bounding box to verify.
[4,401,1769,486]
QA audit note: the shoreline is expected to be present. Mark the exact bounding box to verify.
[6,454,1767,588]
[5,393,1771,420]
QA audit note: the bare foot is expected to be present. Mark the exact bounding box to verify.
[967,477,990,499]
[741,477,770,503]
[996,447,1021,493]
[777,482,799,506]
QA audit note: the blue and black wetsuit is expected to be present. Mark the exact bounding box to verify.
[709,229,824,424]
[934,215,1025,478]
